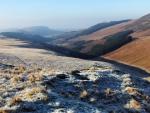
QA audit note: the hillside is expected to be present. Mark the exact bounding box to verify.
[51,14,150,72]
[0,16,150,113]
[52,20,130,44]
[105,14,150,72]
[17,26,65,37]
[52,20,133,57]
[0,37,150,112]
[1,32,93,59]
[105,36,150,70]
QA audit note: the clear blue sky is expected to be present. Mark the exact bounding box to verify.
[0,0,150,30]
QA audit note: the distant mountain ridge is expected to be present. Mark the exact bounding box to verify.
[17,26,65,37]
[52,20,130,44]
[51,20,132,56]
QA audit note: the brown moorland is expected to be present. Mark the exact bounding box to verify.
[55,13,150,72]
[104,36,150,71]
[105,14,150,72]
[60,21,133,56]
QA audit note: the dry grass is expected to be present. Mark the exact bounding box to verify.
[24,87,48,101]
[28,73,43,83]
[104,88,114,97]
[10,76,22,84]
[143,77,150,83]
[123,87,139,95]
[80,90,89,99]
[0,109,11,113]
[9,96,22,106]
[0,64,52,113]
[12,65,26,74]
[125,99,141,110]
[105,36,150,72]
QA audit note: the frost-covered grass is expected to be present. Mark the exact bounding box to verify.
[0,63,150,113]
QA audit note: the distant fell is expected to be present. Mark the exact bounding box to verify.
[18,26,65,37]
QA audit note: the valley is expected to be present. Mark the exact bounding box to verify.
[0,12,150,113]
[51,14,150,72]
[0,38,150,112]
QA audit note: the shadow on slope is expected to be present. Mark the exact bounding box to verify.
[0,32,94,59]
[52,20,130,44]
[71,30,133,57]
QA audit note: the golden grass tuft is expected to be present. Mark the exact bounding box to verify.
[12,65,26,75]
[104,88,114,97]
[10,76,22,84]
[143,77,150,83]
[0,109,10,113]
[9,96,22,106]
[124,87,139,95]
[80,90,89,99]
[24,87,48,101]
[125,99,141,110]
[28,73,43,83]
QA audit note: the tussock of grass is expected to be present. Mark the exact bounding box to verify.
[104,88,114,97]
[80,90,89,99]
[123,87,139,95]
[24,87,48,101]
[143,77,150,83]
[125,99,141,111]
[8,96,22,107]
[28,74,43,83]
[0,109,10,113]
[10,76,22,84]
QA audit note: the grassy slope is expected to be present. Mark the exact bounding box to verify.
[63,13,150,72]
[104,35,150,71]
[0,37,99,72]
[61,21,133,56]
[105,14,150,72]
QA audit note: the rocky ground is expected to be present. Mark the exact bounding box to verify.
[0,56,150,113]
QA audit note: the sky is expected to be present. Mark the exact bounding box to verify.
[0,0,150,30]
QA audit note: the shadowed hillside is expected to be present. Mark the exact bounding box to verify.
[50,13,150,72]
[0,32,94,59]
[72,30,133,56]
[52,20,130,44]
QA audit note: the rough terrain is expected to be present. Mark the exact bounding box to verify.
[0,30,150,113]
[0,60,150,113]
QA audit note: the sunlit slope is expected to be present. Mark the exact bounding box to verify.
[105,14,150,71]
[59,21,133,56]
[105,36,150,71]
